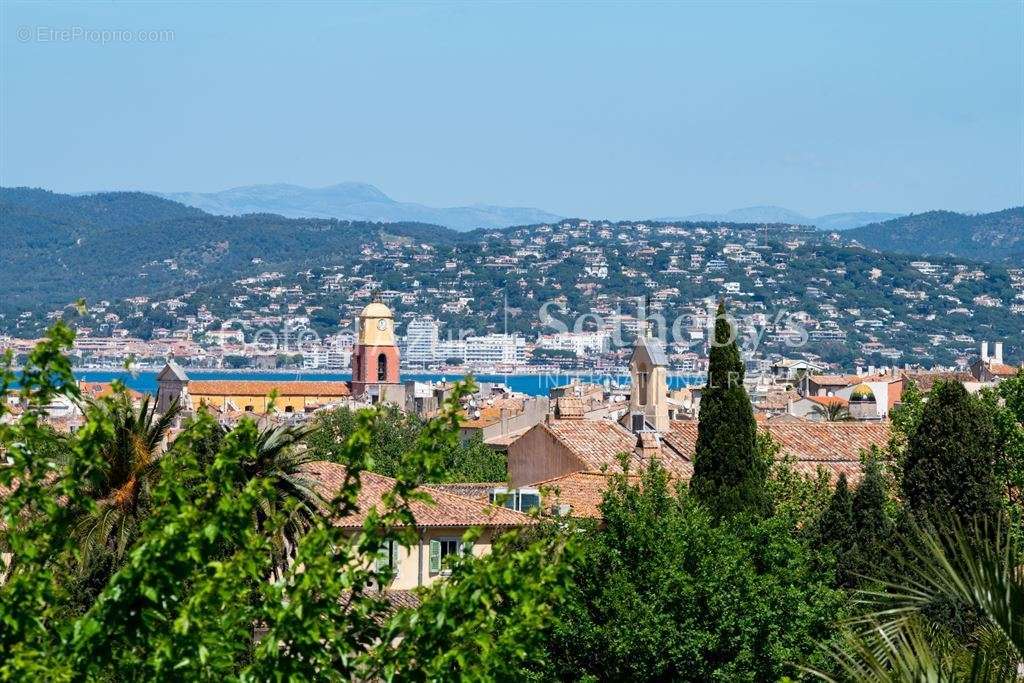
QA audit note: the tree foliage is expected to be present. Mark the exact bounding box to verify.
[901,380,1001,527]
[530,460,844,681]
[307,403,508,483]
[0,325,570,679]
[691,301,767,518]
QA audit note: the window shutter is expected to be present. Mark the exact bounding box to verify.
[374,542,389,572]
[429,539,441,574]
[389,540,400,577]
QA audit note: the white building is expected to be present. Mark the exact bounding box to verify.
[537,331,610,357]
[404,317,441,365]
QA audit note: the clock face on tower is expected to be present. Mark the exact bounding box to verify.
[376,319,388,331]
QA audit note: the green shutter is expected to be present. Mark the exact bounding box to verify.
[429,539,441,574]
[389,540,400,577]
[374,542,389,572]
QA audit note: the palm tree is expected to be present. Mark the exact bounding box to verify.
[197,419,324,570]
[245,422,324,569]
[811,520,1023,681]
[813,401,853,422]
[71,393,180,569]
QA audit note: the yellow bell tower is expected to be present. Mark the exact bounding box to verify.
[351,300,400,397]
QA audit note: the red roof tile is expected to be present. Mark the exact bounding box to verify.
[663,420,889,481]
[301,461,532,529]
[542,419,640,473]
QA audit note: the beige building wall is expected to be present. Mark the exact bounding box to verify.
[507,425,582,488]
[384,527,499,590]
[190,392,341,413]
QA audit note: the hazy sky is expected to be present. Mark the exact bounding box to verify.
[2,1,1021,218]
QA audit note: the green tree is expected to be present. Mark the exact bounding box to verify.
[70,393,181,570]
[849,450,895,583]
[691,301,766,518]
[816,473,857,587]
[817,521,1023,681]
[888,379,925,472]
[308,403,507,482]
[189,419,325,571]
[0,328,571,679]
[979,371,1024,503]
[901,380,1000,527]
[533,460,844,681]
[812,402,853,422]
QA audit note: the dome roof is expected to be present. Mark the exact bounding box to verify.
[360,301,393,318]
[849,383,875,401]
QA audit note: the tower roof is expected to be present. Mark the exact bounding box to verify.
[630,336,668,367]
[360,301,393,319]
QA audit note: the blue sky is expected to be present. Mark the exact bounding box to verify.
[1,1,1021,218]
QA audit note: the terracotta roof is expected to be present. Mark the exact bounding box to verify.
[809,374,856,386]
[758,388,801,410]
[79,381,144,401]
[301,461,532,529]
[533,471,632,518]
[663,420,890,481]
[542,419,641,474]
[806,395,849,407]
[555,396,585,419]
[188,380,351,397]
[541,419,694,480]
[989,363,1021,377]
[428,482,504,500]
[459,397,524,429]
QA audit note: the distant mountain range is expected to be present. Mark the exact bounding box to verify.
[155,182,563,232]
[659,206,903,231]
[154,183,900,233]
[846,208,1024,264]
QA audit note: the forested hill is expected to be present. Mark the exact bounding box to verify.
[0,187,470,313]
[846,208,1024,263]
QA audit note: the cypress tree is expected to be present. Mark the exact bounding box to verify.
[901,380,1000,527]
[850,451,894,581]
[816,473,856,587]
[691,301,765,517]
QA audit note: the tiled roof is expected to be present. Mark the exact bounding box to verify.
[989,363,1021,377]
[542,419,641,473]
[901,371,974,392]
[79,381,144,401]
[806,395,849,407]
[301,461,532,529]
[809,374,856,386]
[758,388,801,410]
[188,380,351,397]
[542,419,693,480]
[533,471,632,518]
[663,420,890,481]
[555,396,585,418]
[459,397,524,428]
[428,482,504,500]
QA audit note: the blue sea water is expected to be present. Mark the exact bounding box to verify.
[73,370,704,397]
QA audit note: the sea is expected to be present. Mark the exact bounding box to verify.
[73,369,705,397]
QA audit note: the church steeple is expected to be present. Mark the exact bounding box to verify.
[628,331,670,432]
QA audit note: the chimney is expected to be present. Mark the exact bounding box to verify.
[994,342,1004,365]
[982,341,989,363]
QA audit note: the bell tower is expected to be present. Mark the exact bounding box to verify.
[351,300,400,398]
[628,333,670,432]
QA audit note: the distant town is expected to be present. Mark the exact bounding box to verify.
[3,217,1021,377]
